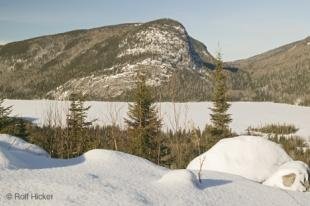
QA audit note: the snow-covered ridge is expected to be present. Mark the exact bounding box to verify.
[48,22,196,99]
[1,19,215,101]
[117,24,187,60]
[46,20,207,101]
[47,58,173,100]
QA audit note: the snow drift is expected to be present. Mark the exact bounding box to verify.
[264,161,310,192]
[187,136,292,182]
[0,134,309,206]
[157,169,198,189]
[0,134,49,169]
[187,136,310,192]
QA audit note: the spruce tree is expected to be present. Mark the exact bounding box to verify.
[124,72,163,162]
[0,98,12,131]
[66,93,92,157]
[14,118,29,140]
[210,53,232,138]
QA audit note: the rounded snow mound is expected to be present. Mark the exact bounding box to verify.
[157,169,198,188]
[187,136,292,182]
[264,161,310,192]
[0,134,48,156]
[82,149,160,167]
[81,149,167,173]
[0,134,49,169]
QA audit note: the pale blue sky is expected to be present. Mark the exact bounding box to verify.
[0,0,309,60]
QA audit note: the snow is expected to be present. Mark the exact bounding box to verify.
[0,134,309,205]
[264,161,310,192]
[0,134,48,157]
[0,40,8,45]
[156,169,198,189]
[187,136,292,182]
[0,134,49,170]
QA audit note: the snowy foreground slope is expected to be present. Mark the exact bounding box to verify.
[0,134,309,206]
[4,100,310,142]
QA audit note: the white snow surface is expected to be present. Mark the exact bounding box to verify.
[3,100,310,142]
[157,169,198,189]
[0,134,49,169]
[187,136,293,182]
[0,135,309,206]
[264,161,310,192]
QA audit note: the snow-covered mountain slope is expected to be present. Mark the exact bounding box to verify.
[3,100,310,142]
[0,135,309,206]
[0,18,221,101]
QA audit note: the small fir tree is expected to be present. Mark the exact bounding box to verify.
[14,118,29,140]
[209,52,232,138]
[0,98,12,131]
[66,93,92,157]
[124,72,163,162]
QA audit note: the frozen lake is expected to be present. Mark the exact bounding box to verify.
[3,100,310,142]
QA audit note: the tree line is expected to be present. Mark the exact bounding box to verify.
[0,54,234,168]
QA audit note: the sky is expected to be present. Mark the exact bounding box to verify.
[0,0,309,61]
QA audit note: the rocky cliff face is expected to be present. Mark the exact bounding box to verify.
[0,19,219,101]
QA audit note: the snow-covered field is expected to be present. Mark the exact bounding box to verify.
[3,100,310,142]
[0,134,309,206]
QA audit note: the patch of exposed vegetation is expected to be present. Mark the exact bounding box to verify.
[268,135,310,166]
[248,123,298,135]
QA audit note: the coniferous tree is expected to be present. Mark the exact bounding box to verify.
[66,93,92,157]
[155,133,172,166]
[13,118,29,140]
[209,53,232,138]
[0,98,12,131]
[124,72,164,162]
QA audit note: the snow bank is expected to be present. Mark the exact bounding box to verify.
[0,134,49,169]
[0,134,309,205]
[187,136,292,182]
[157,169,198,189]
[0,134,48,156]
[264,161,310,192]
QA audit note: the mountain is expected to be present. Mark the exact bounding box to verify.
[1,18,308,104]
[230,36,310,105]
[0,18,236,101]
